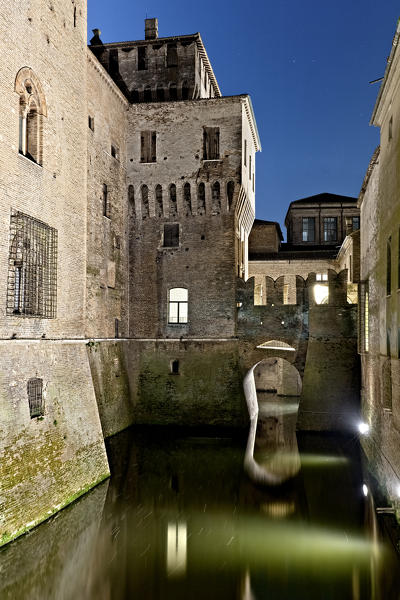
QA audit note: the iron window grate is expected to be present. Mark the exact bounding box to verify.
[7,210,57,318]
[27,378,44,418]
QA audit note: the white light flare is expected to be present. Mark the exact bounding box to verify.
[358,422,369,435]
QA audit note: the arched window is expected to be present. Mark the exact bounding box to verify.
[15,68,47,165]
[128,185,136,218]
[169,83,177,101]
[169,184,177,217]
[168,288,188,324]
[183,182,191,215]
[227,181,235,211]
[197,182,206,215]
[182,81,189,100]
[141,185,149,219]
[155,184,163,217]
[144,85,152,102]
[211,181,221,215]
[156,85,165,101]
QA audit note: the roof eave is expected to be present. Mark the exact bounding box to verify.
[371,21,400,126]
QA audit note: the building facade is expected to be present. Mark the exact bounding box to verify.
[358,19,400,512]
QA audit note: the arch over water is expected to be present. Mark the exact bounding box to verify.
[243,357,302,487]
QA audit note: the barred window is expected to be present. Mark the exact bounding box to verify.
[27,378,44,418]
[302,217,315,242]
[323,217,337,242]
[7,210,57,318]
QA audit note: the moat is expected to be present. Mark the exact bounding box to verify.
[0,395,399,600]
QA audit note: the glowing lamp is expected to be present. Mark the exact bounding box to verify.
[358,422,369,435]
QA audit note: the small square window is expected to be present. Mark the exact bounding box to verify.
[111,144,119,160]
[163,224,179,247]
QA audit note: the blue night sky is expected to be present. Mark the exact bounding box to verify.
[87,0,399,238]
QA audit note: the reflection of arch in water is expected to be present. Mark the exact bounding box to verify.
[243,358,301,486]
[254,356,302,396]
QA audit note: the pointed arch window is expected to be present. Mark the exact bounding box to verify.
[183,183,192,215]
[227,181,235,211]
[156,184,163,217]
[169,184,177,217]
[197,182,206,215]
[128,185,136,218]
[15,68,47,165]
[211,181,221,215]
[141,185,149,219]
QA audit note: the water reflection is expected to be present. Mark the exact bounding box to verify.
[0,420,399,599]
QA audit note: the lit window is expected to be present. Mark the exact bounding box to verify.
[283,284,289,305]
[323,217,337,242]
[314,284,329,304]
[168,288,188,324]
[316,273,328,281]
[365,291,369,352]
[254,283,263,305]
[302,217,315,242]
[167,522,187,577]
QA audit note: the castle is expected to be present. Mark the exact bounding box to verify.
[0,2,397,548]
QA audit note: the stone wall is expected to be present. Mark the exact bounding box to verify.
[0,341,109,547]
[0,0,88,339]
[297,305,360,431]
[127,96,255,339]
[86,52,129,338]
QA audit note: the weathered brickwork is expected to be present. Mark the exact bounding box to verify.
[0,3,365,549]
[127,96,258,338]
[86,52,129,338]
[0,0,88,339]
[0,341,109,546]
[360,23,400,510]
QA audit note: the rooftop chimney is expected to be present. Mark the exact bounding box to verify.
[90,28,103,46]
[145,18,158,40]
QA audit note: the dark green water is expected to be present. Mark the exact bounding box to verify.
[0,396,399,599]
